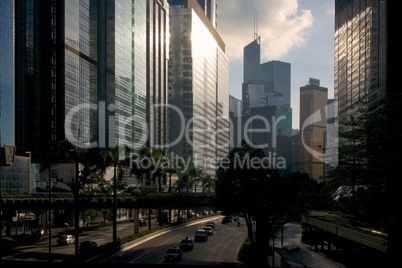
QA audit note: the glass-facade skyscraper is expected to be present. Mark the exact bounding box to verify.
[168,0,229,175]
[0,0,14,146]
[243,37,260,83]
[334,0,387,119]
[14,0,169,164]
[143,0,169,150]
[260,60,291,107]
[197,0,217,28]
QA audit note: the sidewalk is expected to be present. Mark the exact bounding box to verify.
[267,221,347,268]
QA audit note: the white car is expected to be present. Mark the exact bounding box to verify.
[57,234,75,245]
[204,226,213,236]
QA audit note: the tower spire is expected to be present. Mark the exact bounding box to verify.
[254,9,260,42]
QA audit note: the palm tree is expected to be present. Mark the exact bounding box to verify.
[164,167,177,193]
[176,158,188,193]
[130,146,153,185]
[201,175,216,193]
[150,149,168,192]
[186,163,202,193]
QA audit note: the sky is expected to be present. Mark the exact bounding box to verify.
[217,0,335,130]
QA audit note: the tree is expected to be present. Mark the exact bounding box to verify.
[201,174,215,193]
[326,100,388,220]
[324,93,402,266]
[215,141,282,265]
[186,163,202,193]
[129,146,153,185]
[149,149,168,193]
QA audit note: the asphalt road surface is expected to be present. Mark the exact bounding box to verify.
[103,216,247,266]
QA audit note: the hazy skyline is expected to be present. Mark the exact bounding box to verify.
[217,0,335,129]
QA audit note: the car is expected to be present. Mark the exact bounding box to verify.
[206,221,215,228]
[194,229,208,241]
[164,246,183,261]
[79,241,98,254]
[139,218,147,227]
[204,226,213,236]
[179,238,194,250]
[31,228,45,241]
[57,234,75,245]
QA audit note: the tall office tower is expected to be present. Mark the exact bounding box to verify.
[229,95,242,150]
[197,0,217,28]
[229,95,242,117]
[291,129,301,173]
[299,78,328,182]
[144,0,169,150]
[242,80,284,116]
[335,0,388,120]
[0,0,14,146]
[243,36,261,84]
[260,60,291,107]
[169,0,217,28]
[168,0,229,175]
[14,1,169,163]
[15,0,123,161]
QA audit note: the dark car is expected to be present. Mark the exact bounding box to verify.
[31,228,45,241]
[206,221,215,228]
[139,218,147,227]
[194,229,208,241]
[204,226,213,236]
[80,241,98,254]
[179,238,194,250]
[165,246,183,261]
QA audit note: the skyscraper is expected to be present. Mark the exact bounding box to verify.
[335,0,388,119]
[14,0,169,164]
[243,36,261,83]
[144,0,170,150]
[299,78,328,181]
[197,0,217,28]
[0,0,14,146]
[238,34,293,174]
[260,60,291,107]
[168,0,229,175]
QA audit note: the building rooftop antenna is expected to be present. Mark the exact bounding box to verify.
[254,9,260,43]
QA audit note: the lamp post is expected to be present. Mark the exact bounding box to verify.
[70,148,80,256]
[113,156,117,243]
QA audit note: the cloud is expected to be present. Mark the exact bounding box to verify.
[217,0,313,61]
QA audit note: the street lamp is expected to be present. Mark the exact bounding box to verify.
[69,148,80,256]
[113,153,117,243]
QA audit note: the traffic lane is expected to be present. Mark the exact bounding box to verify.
[182,219,247,265]
[106,219,247,265]
[1,221,157,261]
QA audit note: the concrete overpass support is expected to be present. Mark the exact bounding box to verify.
[133,208,139,234]
[42,211,49,234]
